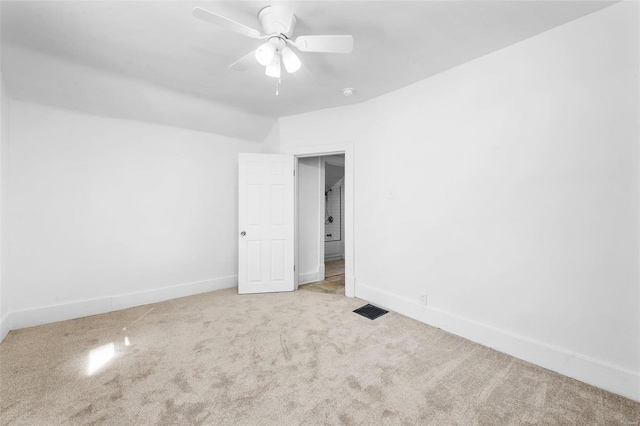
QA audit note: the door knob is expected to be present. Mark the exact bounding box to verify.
[240,231,246,236]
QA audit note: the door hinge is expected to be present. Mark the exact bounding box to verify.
[293,169,296,176]
[294,265,296,271]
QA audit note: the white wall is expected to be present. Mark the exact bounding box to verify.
[278,2,640,401]
[0,76,9,342]
[263,120,281,154]
[297,157,321,284]
[5,101,264,328]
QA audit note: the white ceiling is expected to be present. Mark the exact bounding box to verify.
[1,0,616,138]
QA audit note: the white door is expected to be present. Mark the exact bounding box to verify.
[238,153,295,294]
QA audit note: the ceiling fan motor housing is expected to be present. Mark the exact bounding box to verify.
[257,6,297,37]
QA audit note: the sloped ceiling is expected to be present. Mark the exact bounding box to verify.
[0,1,617,141]
[325,163,344,192]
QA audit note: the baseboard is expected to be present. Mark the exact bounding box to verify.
[8,276,238,332]
[110,276,237,311]
[355,283,640,403]
[299,271,320,285]
[0,313,10,343]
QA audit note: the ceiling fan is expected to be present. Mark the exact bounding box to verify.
[193,3,353,92]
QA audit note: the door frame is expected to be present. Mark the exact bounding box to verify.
[284,142,355,298]
[321,155,346,268]
[318,157,326,281]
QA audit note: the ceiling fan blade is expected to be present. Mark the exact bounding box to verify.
[270,1,295,34]
[228,50,257,71]
[294,35,353,53]
[193,7,262,39]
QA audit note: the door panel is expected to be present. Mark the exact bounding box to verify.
[271,184,285,224]
[238,153,294,294]
[270,240,285,281]
[247,241,262,283]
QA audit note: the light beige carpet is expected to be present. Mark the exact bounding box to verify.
[1,288,639,425]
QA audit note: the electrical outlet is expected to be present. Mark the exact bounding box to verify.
[419,292,427,306]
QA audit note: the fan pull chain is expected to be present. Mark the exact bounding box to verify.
[276,78,280,96]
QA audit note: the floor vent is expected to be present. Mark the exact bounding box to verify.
[353,304,388,320]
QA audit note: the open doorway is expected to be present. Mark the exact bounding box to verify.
[285,142,355,297]
[296,154,347,296]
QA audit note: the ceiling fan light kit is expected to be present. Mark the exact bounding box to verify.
[256,37,300,78]
[193,4,353,93]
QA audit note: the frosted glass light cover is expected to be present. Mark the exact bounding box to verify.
[255,42,275,66]
[282,47,301,73]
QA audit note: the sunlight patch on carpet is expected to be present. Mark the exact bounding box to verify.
[87,342,115,375]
